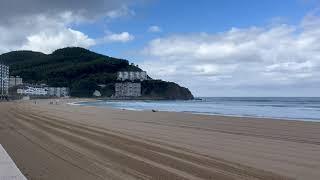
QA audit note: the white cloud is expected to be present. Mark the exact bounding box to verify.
[106,5,135,19]
[0,13,96,54]
[102,32,135,43]
[148,26,162,33]
[21,28,95,54]
[141,13,320,96]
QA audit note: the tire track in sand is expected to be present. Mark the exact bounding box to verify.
[8,104,292,180]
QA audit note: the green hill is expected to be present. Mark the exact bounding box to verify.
[0,47,194,100]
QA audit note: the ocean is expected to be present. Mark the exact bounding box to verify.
[76,97,320,121]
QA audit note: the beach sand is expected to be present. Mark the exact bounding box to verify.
[0,99,320,180]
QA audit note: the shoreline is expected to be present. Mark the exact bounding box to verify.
[1,99,320,179]
[72,98,320,123]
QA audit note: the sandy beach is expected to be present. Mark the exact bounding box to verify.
[0,99,320,180]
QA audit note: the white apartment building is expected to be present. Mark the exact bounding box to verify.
[17,86,48,96]
[17,86,69,97]
[117,71,148,81]
[115,82,141,97]
[9,76,23,88]
[48,87,69,97]
[0,64,9,96]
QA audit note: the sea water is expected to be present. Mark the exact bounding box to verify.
[77,97,320,121]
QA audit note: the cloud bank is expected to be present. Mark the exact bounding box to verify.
[141,13,320,96]
[0,0,135,54]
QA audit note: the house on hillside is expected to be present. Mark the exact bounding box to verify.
[115,71,148,97]
[117,71,148,81]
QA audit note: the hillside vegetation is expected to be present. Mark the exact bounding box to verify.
[0,47,194,99]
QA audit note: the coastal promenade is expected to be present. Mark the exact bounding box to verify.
[0,100,320,179]
[0,144,26,180]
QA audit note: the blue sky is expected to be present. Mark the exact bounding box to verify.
[1,0,320,96]
[86,0,318,59]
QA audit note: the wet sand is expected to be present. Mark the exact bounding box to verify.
[0,99,320,180]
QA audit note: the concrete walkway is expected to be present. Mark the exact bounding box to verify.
[0,145,26,180]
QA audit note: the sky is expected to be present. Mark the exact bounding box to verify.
[0,0,320,97]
